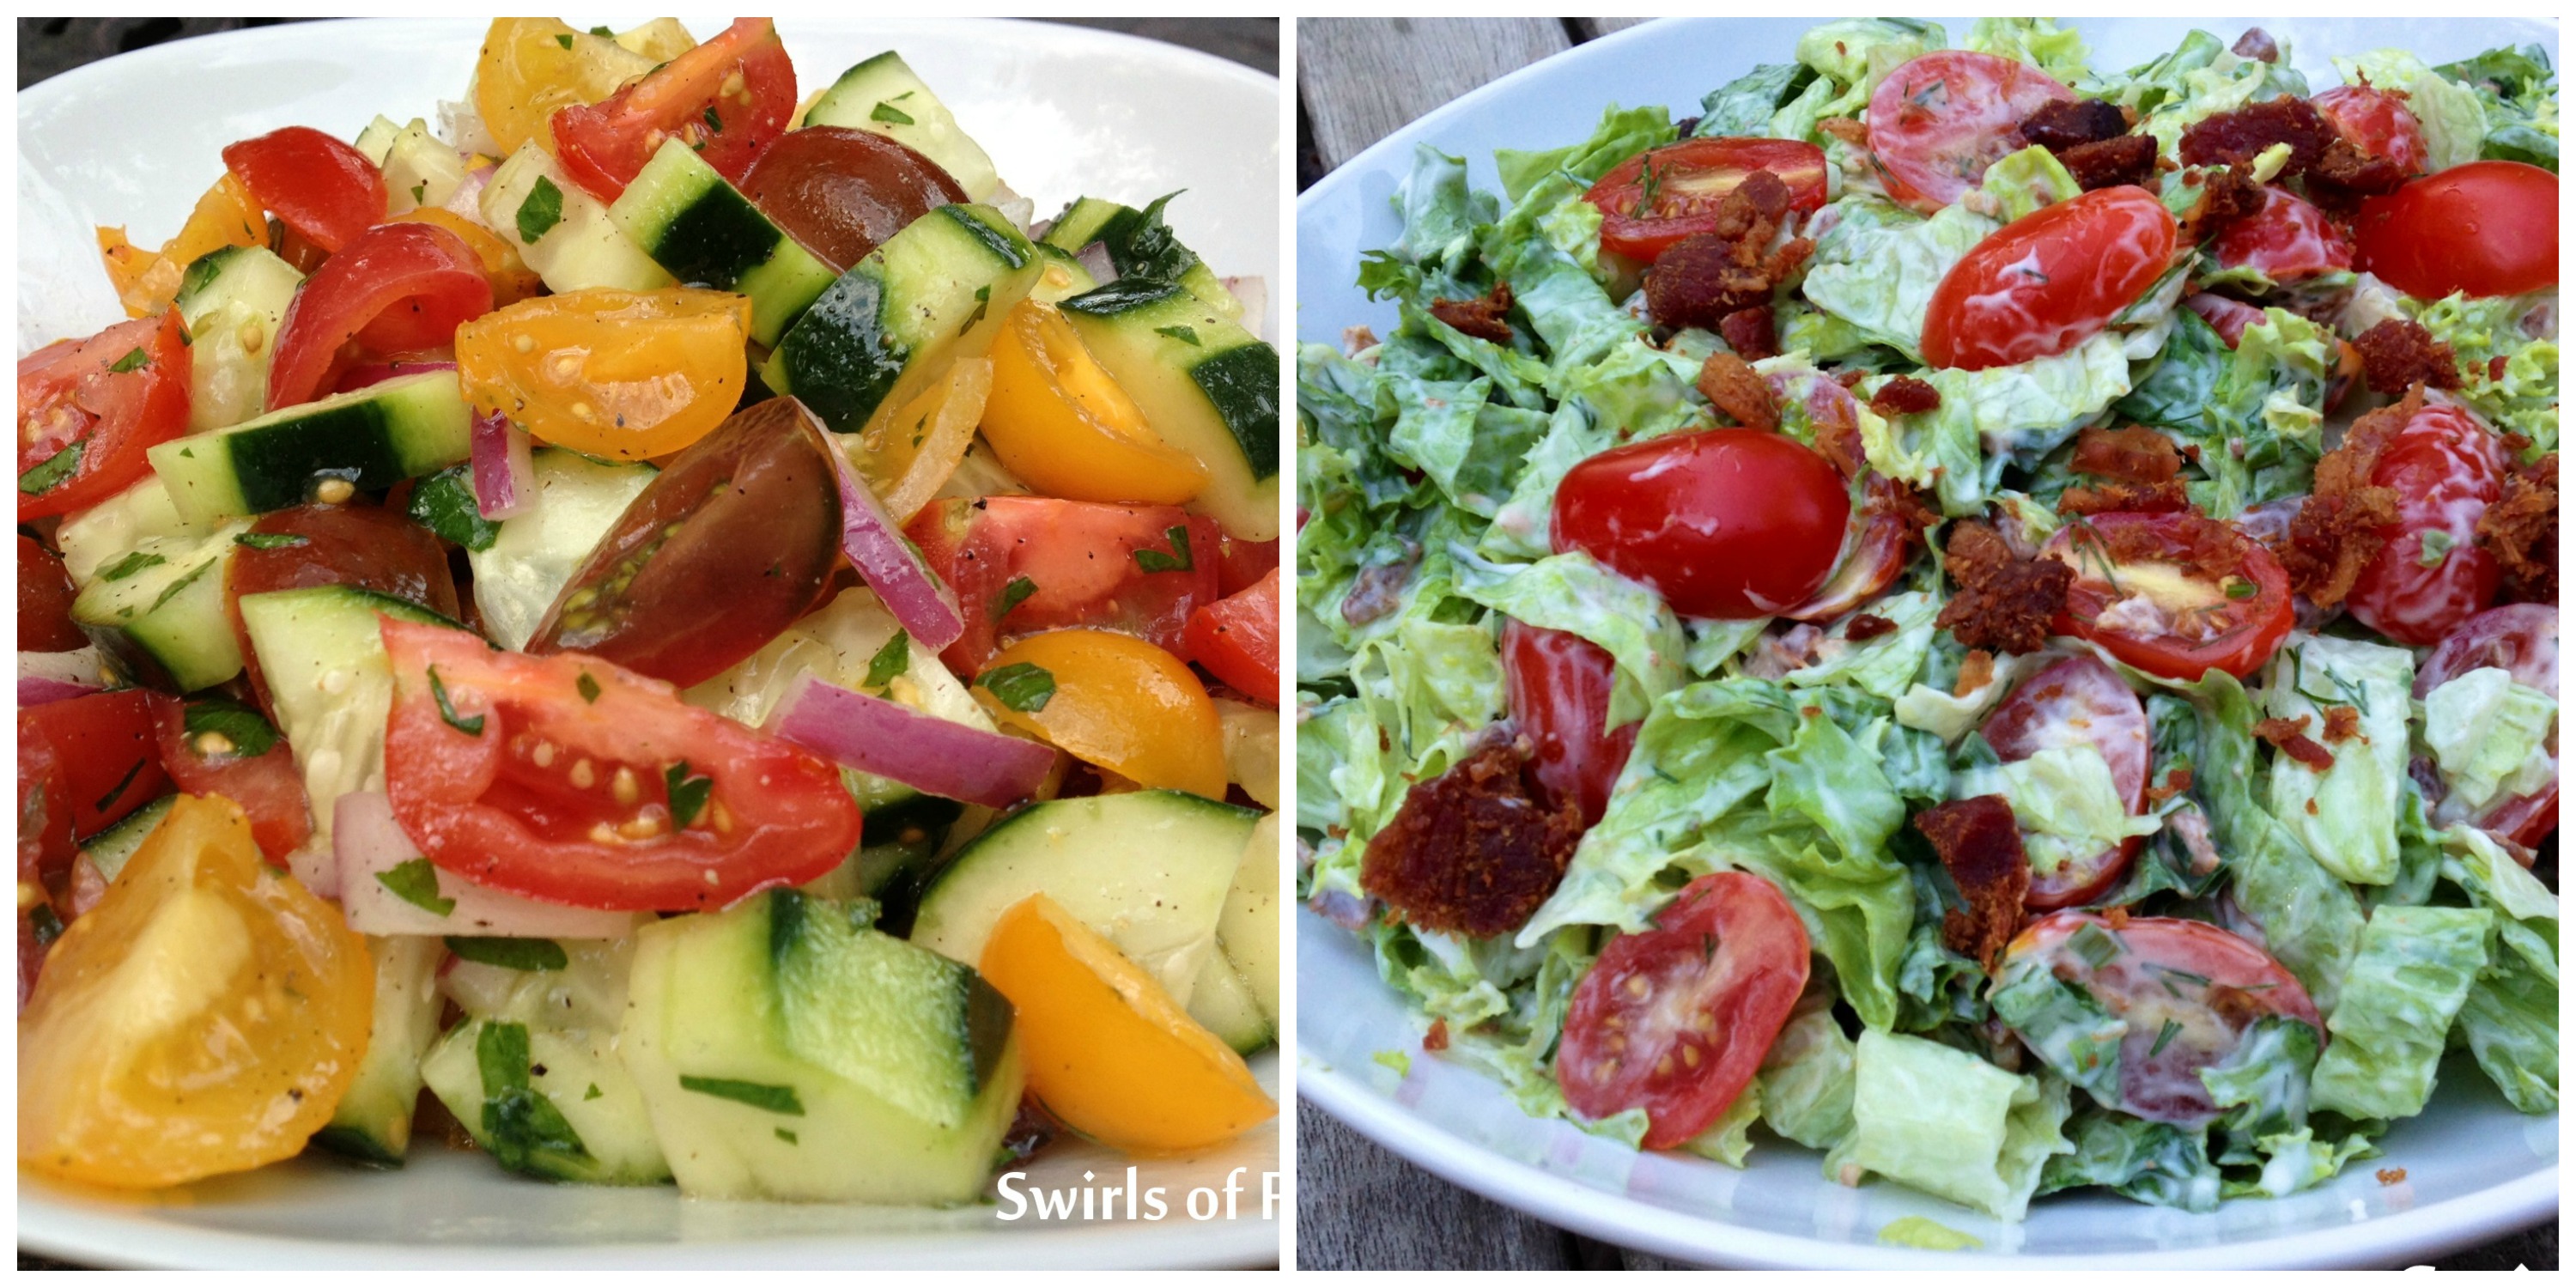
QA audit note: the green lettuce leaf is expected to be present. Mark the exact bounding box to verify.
[2116,306,2337,516]
[1801,197,1996,361]
[2439,824,2561,1114]
[1962,17,2092,85]
[1955,744,2163,882]
[2421,667,2558,813]
[1695,62,1820,139]
[2435,44,2558,172]
[1452,548,1686,726]
[1758,1005,1857,1149]
[2409,291,2558,455]
[1682,1080,1765,1167]
[1781,591,1941,702]
[1825,1030,2073,1220]
[1907,332,2136,515]
[2261,635,2415,885]
[2039,1111,2221,1211]
[2309,904,2493,1120]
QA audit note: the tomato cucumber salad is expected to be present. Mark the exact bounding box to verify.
[21,16,1282,1202]
[1297,18,2555,1223]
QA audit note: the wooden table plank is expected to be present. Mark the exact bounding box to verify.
[1295,1102,1585,1270]
[1571,17,1658,42]
[1295,17,1571,170]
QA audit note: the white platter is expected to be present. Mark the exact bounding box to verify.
[1295,15,2557,1269]
[18,16,1280,1269]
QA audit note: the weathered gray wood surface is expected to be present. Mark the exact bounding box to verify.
[1293,15,2558,1272]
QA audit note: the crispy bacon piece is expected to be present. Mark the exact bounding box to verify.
[2377,1167,2409,1186]
[2351,319,2462,396]
[1697,350,1778,432]
[2307,138,2409,212]
[1819,116,1870,148]
[2148,766,2194,805]
[1955,648,1996,696]
[2022,99,2129,151]
[2060,480,2192,516]
[2278,390,2421,605]
[1846,613,1898,642]
[2178,97,2336,176]
[2479,451,2558,604]
[1868,375,1941,418]
[1719,307,1779,361]
[2176,162,2267,245]
[2073,425,2184,483]
[1935,521,2073,654]
[1430,280,1516,345]
[1424,1017,1450,1051]
[2233,27,2281,62]
[1359,736,1583,939]
[1913,795,2031,970]
[2321,705,2362,743]
[2255,715,2336,770]
[2061,135,2160,191]
[1643,170,1814,331]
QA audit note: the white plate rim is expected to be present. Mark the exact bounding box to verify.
[1293,13,2560,1269]
[18,15,1279,1269]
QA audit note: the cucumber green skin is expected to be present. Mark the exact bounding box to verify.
[173,246,302,434]
[75,795,175,886]
[1059,282,1280,541]
[1035,197,1240,322]
[147,371,471,523]
[607,140,835,346]
[70,521,252,693]
[419,1017,674,1186]
[1188,954,1276,1055]
[620,890,1023,1203]
[314,936,447,1166]
[762,204,1037,436]
[911,790,1260,1002]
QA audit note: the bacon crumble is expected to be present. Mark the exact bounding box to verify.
[1912,795,2031,971]
[1643,170,1814,331]
[2255,715,2336,770]
[2178,98,2336,177]
[1935,522,2073,654]
[2351,319,2462,395]
[1845,613,1898,642]
[2277,389,2420,607]
[1429,280,1516,345]
[1359,736,1584,939]
[2479,451,2558,604]
[2060,135,2160,191]
[2320,705,2363,743]
[1696,350,1778,432]
[1868,375,1942,418]
[1719,307,1780,361]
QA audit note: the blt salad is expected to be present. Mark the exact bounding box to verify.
[1298,17,2554,1224]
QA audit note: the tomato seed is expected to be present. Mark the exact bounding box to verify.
[611,766,641,806]
[569,758,597,789]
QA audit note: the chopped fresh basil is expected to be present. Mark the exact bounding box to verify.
[664,761,714,829]
[447,936,568,971]
[957,283,991,337]
[97,550,167,582]
[871,100,916,126]
[106,346,151,374]
[517,176,565,245]
[476,1021,591,1170]
[588,24,614,36]
[1133,524,1194,573]
[1155,324,1201,347]
[410,181,428,205]
[995,574,1039,618]
[584,1082,604,1100]
[235,531,309,550]
[376,857,456,917]
[428,664,487,737]
[554,33,574,49]
[978,662,1057,713]
[144,560,214,614]
[577,671,602,703]
[865,629,912,690]
[775,1127,799,1144]
[183,696,280,758]
[680,1074,806,1115]
[702,106,724,133]
[19,441,83,495]
[27,902,63,947]
[408,464,501,551]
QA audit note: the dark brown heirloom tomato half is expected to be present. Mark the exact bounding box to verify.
[20,536,87,653]
[526,397,841,688]
[738,127,969,273]
[226,502,461,708]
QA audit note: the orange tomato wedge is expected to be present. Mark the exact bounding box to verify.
[95,174,266,319]
[454,287,751,459]
[848,355,993,522]
[972,628,1226,799]
[978,893,1274,1154]
[980,300,1208,505]
[19,794,374,1188]
[391,208,544,307]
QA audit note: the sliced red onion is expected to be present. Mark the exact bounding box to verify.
[1223,275,1267,337]
[338,358,458,392]
[440,161,495,220]
[829,440,963,652]
[333,792,639,938]
[1075,241,1117,287]
[471,408,536,519]
[766,675,1052,809]
[21,649,104,706]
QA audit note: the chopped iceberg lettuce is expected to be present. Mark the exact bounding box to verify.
[2309,904,2493,1120]
[1825,1030,2073,1221]
[2261,635,2415,885]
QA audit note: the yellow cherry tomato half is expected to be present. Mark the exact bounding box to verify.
[455,287,752,460]
[848,355,992,523]
[973,628,1227,799]
[391,208,544,308]
[19,794,374,1189]
[473,17,653,157]
[980,301,1210,506]
[978,893,1275,1155]
[96,174,266,319]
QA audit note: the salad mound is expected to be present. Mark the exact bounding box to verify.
[1298,17,2555,1222]
[21,16,1283,1202]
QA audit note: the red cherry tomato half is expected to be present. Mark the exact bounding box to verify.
[2346,400,2506,647]
[1583,137,1830,262]
[21,537,86,654]
[738,126,968,273]
[1184,566,1280,704]
[2211,185,2354,283]
[19,690,171,839]
[1214,533,1280,598]
[907,495,1223,676]
[2184,292,2266,349]
[146,694,313,861]
[1923,185,2177,370]
[1551,429,1850,620]
[221,125,389,254]
[266,222,493,410]
[2353,161,2558,300]
[17,312,191,522]
[1866,51,2075,214]
[553,17,798,202]
[2311,84,2429,176]
[1502,619,1639,829]
[2043,511,2295,681]
[1558,871,1810,1149]
[1978,654,2149,908]
[19,720,76,899]
[381,617,859,911]
[2001,911,2321,1127]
